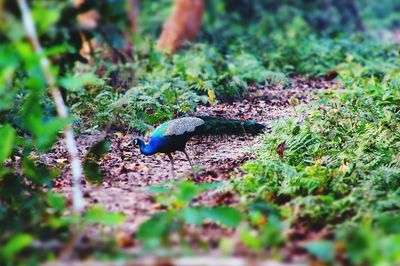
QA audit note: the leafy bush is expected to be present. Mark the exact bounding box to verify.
[137,181,286,254]
[137,181,242,251]
[0,6,70,262]
[0,2,126,265]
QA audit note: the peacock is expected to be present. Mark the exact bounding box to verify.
[132,116,265,177]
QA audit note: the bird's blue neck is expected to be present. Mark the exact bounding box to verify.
[136,138,156,155]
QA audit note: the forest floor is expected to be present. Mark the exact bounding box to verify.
[45,77,336,258]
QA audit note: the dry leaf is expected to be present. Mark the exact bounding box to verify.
[208,89,216,105]
[277,141,286,157]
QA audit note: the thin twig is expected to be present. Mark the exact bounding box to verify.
[17,0,85,213]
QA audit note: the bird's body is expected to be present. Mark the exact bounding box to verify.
[133,116,265,177]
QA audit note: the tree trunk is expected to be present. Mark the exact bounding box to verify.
[127,0,139,32]
[157,0,204,53]
[347,0,366,31]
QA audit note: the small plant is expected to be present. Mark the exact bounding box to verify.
[136,180,287,254]
[137,181,242,252]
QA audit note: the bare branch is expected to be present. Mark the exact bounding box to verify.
[17,0,85,213]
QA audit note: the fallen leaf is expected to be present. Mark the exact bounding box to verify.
[116,232,134,248]
[55,158,68,165]
[208,89,216,105]
[277,141,286,157]
[325,70,338,81]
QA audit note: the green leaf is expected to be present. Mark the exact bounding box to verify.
[292,125,301,136]
[36,118,67,151]
[148,184,171,194]
[83,139,110,184]
[377,214,400,234]
[240,228,263,250]
[0,124,15,164]
[176,181,198,203]
[21,92,67,151]
[136,212,173,249]
[197,182,223,191]
[86,139,110,160]
[0,168,13,179]
[59,73,104,92]
[84,205,125,226]
[260,215,284,247]
[83,161,103,184]
[202,206,242,228]
[1,234,33,259]
[32,6,61,34]
[22,157,58,186]
[181,207,205,225]
[47,192,66,212]
[137,212,172,240]
[305,240,335,262]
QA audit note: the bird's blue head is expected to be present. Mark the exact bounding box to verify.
[132,137,143,148]
[132,137,155,155]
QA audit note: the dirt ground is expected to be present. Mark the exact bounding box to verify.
[46,77,336,257]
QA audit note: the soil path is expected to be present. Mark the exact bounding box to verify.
[48,78,335,243]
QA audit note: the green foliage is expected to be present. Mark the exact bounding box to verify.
[1,0,400,263]
[305,240,335,262]
[71,0,399,133]
[84,205,125,226]
[239,71,400,215]
[0,5,71,263]
[0,124,15,164]
[238,49,400,263]
[59,73,104,92]
[203,0,369,39]
[137,181,243,251]
[359,0,400,29]
[239,200,285,250]
[0,2,128,265]
[200,207,241,228]
[336,221,400,264]
[83,139,111,184]
[71,43,288,131]
[137,181,287,254]
[1,234,33,262]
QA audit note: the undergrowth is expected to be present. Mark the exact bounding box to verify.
[238,55,400,264]
[68,0,400,133]
[71,29,397,133]
[70,43,286,131]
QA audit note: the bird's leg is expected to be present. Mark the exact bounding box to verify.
[182,149,196,177]
[167,153,175,179]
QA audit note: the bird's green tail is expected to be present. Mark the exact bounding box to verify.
[195,116,265,136]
